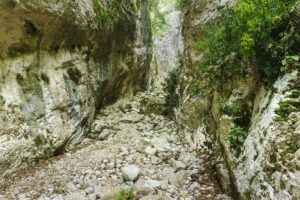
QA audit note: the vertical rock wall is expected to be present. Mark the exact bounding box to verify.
[0,0,152,176]
[150,0,184,87]
[177,0,300,199]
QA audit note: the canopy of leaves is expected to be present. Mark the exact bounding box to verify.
[196,0,300,91]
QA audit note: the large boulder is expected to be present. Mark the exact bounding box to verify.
[0,0,152,176]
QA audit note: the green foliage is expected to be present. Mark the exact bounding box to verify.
[219,101,242,117]
[164,69,180,117]
[133,0,138,13]
[150,0,168,36]
[275,100,299,121]
[93,0,109,20]
[176,0,188,9]
[225,125,248,149]
[33,134,55,162]
[275,75,300,121]
[194,0,300,94]
[114,188,135,200]
[188,81,203,97]
[281,55,300,73]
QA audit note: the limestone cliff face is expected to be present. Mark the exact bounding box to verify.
[150,0,184,87]
[0,0,152,176]
[177,0,300,199]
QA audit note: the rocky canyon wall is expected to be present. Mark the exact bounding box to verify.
[177,0,300,199]
[150,0,184,87]
[0,0,152,177]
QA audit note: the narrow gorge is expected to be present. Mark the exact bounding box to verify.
[0,0,299,200]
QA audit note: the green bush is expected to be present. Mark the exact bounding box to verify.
[114,188,135,200]
[176,0,188,9]
[275,100,299,121]
[187,81,203,97]
[164,69,180,117]
[150,0,168,36]
[219,101,242,117]
[281,55,300,73]
[194,0,300,93]
[32,135,55,162]
[93,0,109,20]
[225,125,248,149]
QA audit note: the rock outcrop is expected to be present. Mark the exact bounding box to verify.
[177,0,300,199]
[0,0,152,176]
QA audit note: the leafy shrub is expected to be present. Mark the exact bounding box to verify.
[114,188,135,200]
[176,0,188,9]
[150,0,168,36]
[225,125,248,149]
[275,75,300,121]
[281,55,300,73]
[219,101,242,117]
[33,135,55,162]
[188,81,203,97]
[93,0,109,20]
[275,100,300,121]
[194,0,300,94]
[133,0,138,13]
[164,69,180,117]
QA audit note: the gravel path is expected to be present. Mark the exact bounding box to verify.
[0,90,231,200]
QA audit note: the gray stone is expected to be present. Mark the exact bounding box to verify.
[98,187,120,200]
[93,121,108,133]
[151,156,161,165]
[189,182,200,191]
[38,194,50,200]
[140,195,170,200]
[145,180,162,189]
[136,185,155,197]
[122,165,140,181]
[119,147,129,156]
[49,195,64,200]
[168,170,189,187]
[162,167,175,179]
[151,137,170,149]
[17,194,31,200]
[99,129,115,140]
[64,192,86,200]
[168,159,186,171]
[144,147,157,156]
[85,187,94,195]
[65,182,77,193]
[106,162,116,170]
[178,152,199,166]
[88,194,97,200]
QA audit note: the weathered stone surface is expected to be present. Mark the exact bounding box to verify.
[122,165,140,182]
[140,195,170,200]
[0,0,152,176]
[168,170,188,187]
[177,0,300,199]
[150,0,184,87]
[235,71,300,199]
